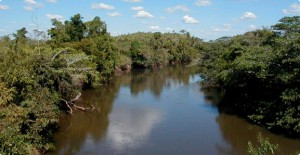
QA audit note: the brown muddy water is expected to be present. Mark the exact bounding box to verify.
[48,65,300,155]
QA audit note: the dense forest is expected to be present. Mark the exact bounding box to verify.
[0,13,299,154]
[0,14,202,154]
[200,16,300,136]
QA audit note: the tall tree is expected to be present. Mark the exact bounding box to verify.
[85,16,107,37]
[48,19,70,44]
[65,13,86,41]
[13,27,27,44]
[271,16,300,35]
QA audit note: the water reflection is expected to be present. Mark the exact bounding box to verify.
[49,65,199,155]
[127,66,199,97]
[107,105,163,152]
[215,114,300,155]
[200,87,300,155]
[49,65,300,155]
[49,83,117,155]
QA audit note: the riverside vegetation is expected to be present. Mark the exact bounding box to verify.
[0,14,202,154]
[200,16,300,137]
[0,14,299,154]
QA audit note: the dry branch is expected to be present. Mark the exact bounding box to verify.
[61,99,73,114]
[61,92,93,114]
[70,92,81,103]
[52,50,69,61]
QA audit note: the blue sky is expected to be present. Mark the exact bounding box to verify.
[0,0,299,40]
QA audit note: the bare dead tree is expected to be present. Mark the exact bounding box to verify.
[61,92,95,114]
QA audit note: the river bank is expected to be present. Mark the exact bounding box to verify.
[48,65,300,155]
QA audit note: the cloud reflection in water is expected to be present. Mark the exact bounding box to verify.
[106,105,163,152]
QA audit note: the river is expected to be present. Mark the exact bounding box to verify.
[48,65,300,155]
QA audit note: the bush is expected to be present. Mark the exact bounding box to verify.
[248,133,278,155]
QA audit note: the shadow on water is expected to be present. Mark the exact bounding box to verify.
[215,113,300,155]
[48,82,118,155]
[200,86,300,155]
[48,65,300,155]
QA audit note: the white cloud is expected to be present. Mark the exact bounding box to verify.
[25,0,38,5]
[24,0,43,10]
[240,12,257,19]
[166,5,189,13]
[283,4,300,14]
[108,12,122,17]
[46,13,64,21]
[195,0,212,6]
[0,29,5,32]
[183,15,199,24]
[123,0,142,2]
[134,10,153,18]
[0,5,8,10]
[213,28,229,32]
[249,25,257,30]
[24,0,42,7]
[91,3,114,10]
[212,24,231,32]
[131,6,144,11]
[149,26,160,30]
[24,6,33,11]
[214,24,230,32]
[166,28,173,31]
[223,24,231,28]
[46,0,57,3]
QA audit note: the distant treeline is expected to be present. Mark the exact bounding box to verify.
[0,14,203,154]
[114,31,203,69]
[1,13,299,154]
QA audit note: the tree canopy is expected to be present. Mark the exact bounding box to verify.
[1,14,300,154]
[200,16,300,136]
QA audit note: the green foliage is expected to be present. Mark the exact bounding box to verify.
[272,16,300,35]
[200,16,300,135]
[0,32,100,154]
[48,19,70,45]
[48,14,117,81]
[0,13,204,155]
[248,133,279,155]
[1,12,207,154]
[1,14,120,154]
[85,16,107,37]
[9,13,300,154]
[115,32,203,68]
[115,54,132,70]
[0,82,15,106]
[0,49,60,154]
[13,27,28,44]
[65,14,86,42]
[13,27,28,51]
